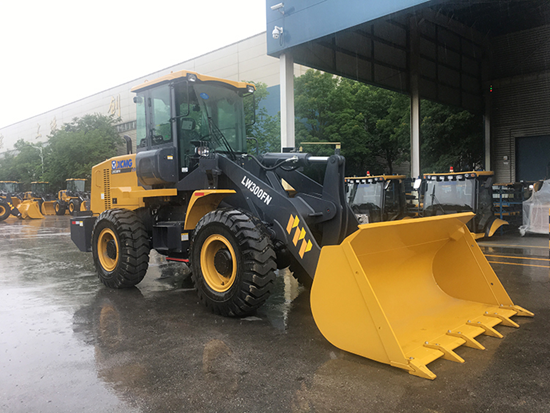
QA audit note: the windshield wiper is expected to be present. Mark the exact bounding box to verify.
[207,117,236,161]
[427,186,446,215]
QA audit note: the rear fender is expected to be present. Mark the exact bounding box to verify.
[184,190,236,230]
[486,217,509,238]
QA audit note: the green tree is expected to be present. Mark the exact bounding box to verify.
[420,101,483,173]
[244,81,281,154]
[294,70,409,176]
[43,114,123,190]
[293,69,483,176]
[0,139,44,186]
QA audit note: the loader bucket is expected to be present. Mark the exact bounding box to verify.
[310,212,533,380]
[41,201,57,216]
[10,197,21,208]
[18,200,44,219]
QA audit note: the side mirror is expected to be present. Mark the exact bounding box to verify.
[123,135,132,154]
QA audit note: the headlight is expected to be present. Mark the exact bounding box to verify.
[196,146,210,157]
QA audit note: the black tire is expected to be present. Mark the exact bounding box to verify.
[0,200,11,221]
[92,209,150,288]
[190,209,276,317]
[54,201,66,216]
[69,200,80,216]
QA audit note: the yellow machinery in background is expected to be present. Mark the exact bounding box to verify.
[69,70,532,380]
[42,178,90,216]
[421,171,508,239]
[345,175,408,224]
[0,181,24,221]
[18,181,54,219]
[0,181,23,207]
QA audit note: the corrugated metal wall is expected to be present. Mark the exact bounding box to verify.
[491,25,550,183]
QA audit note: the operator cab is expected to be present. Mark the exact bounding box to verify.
[0,181,18,195]
[66,179,86,194]
[346,175,407,223]
[132,71,255,188]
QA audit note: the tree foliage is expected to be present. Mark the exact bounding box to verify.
[0,114,122,191]
[294,70,410,176]
[293,69,483,176]
[244,81,281,154]
[420,101,484,173]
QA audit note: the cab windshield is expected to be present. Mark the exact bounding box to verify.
[67,180,85,192]
[175,82,247,167]
[32,182,48,195]
[423,179,475,213]
[348,182,384,222]
[193,83,246,154]
[1,182,17,193]
[349,182,383,209]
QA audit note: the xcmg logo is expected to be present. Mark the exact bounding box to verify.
[112,159,133,169]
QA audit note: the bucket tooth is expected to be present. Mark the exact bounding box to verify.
[467,320,503,338]
[423,342,465,363]
[446,330,485,350]
[406,359,437,380]
[510,305,534,317]
[484,311,519,328]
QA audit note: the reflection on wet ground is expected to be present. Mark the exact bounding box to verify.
[1,216,550,412]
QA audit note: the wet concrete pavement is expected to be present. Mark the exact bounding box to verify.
[1,216,549,412]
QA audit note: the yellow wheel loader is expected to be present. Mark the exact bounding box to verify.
[47,178,90,216]
[345,175,408,224]
[70,70,532,380]
[0,181,23,208]
[17,181,52,219]
[0,181,24,221]
[421,171,508,239]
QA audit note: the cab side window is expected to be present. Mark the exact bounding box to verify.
[135,96,147,148]
[150,85,172,145]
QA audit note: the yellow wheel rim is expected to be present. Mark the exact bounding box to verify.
[98,228,118,272]
[200,234,237,292]
[0,205,6,216]
[69,203,74,213]
[55,203,59,213]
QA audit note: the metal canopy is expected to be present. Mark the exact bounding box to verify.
[268,0,550,113]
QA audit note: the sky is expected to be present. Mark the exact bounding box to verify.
[0,0,267,129]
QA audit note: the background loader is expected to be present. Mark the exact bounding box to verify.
[0,181,23,221]
[46,178,90,215]
[421,171,508,239]
[70,70,532,379]
[346,175,408,224]
[17,181,51,219]
[0,181,23,207]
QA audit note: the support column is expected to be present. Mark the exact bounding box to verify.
[410,89,420,178]
[410,17,421,178]
[280,53,295,151]
[484,92,491,171]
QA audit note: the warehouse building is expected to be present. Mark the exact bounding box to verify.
[0,33,308,155]
[266,0,550,183]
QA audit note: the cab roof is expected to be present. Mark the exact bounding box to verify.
[423,171,493,177]
[131,70,255,93]
[346,175,406,181]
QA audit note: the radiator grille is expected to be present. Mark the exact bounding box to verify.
[103,169,111,210]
